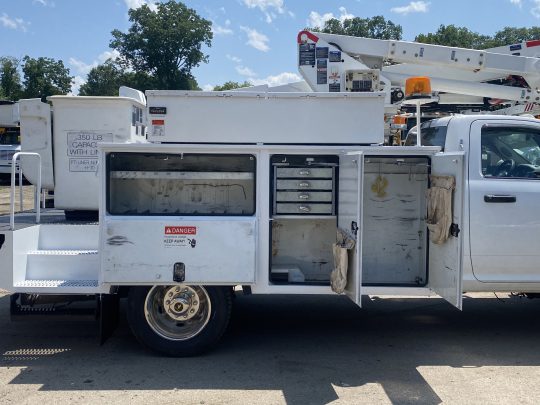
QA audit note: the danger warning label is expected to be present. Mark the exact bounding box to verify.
[164,226,197,248]
[165,226,197,235]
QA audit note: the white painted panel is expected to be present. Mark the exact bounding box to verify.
[49,97,146,210]
[428,152,465,309]
[338,153,363,306]
[146,91,385,145]
[19,99,55,189]
[102,218,256,284]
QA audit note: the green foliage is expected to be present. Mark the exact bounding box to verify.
[213,81,252,91]
[414,25,540,49]
[415,25,492,49]
[110,0,211,90]
[79,60,124,96]
[311,15,402,40]
[489,26,540,47]
[0,57,22,101]
[22,56,73,101]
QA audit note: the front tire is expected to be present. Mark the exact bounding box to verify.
[127,285,232,357]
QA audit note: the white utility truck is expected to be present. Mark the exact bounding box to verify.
[1,31,540,356]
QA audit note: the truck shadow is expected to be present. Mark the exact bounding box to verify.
[0,293,539,404]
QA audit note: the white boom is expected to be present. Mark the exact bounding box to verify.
[297,30,540,107]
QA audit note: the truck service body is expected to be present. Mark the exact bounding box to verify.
[1,32,540,356]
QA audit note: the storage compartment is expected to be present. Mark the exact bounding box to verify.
[107,153,256,215]
[268,153,431,287]
[361,156,429,286]
[270,217,336,284]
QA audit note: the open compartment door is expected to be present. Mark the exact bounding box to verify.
[337,153,364,306]
[428,152,465,309]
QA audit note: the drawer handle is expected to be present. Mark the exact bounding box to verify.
[298,169,311,176]
[299,181,310,188]
[298,205,311,213]
[298,194,310,200]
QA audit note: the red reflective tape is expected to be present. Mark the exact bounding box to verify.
[297,30,319,44]
[152,119,165,125]
[526,40,540,47]
[165,226,197,235]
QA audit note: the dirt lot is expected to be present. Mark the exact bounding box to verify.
[0,182,35,216]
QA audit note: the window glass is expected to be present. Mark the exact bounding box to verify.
[481,126,540,179]
[405,120,448,148]
[108,153,256,215]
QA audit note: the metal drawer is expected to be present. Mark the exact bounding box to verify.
[276,191,333,202]
[276,203,334,215]
[276,179,333,190]
[276,167,334,179]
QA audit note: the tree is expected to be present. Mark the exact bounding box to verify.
[213,81,251,91]
[489,26,540,48]
[110,1,212,90]
[311,15,402,40]
[22,56,73,100]
[79,60,124,96]
[415,25,492,49]
[0,57,22,101]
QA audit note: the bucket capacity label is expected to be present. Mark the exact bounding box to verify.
[164,226,197,248]
[67,131,113,172]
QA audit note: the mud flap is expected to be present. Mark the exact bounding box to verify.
[98,294,120,345]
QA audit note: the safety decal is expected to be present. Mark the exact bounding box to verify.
[164,226,197,248]
[316,47,329,59]
[329,51,341,62]
[299,43,316,66]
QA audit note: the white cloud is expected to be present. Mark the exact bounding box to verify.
[307,7,354,28]
[240,26,270,52]
[236,65,257,77]
[70,75,86,96]
[33,0,55,6]
[532,0,540,17]
[98,50,120,63]
[242,0,286,23]
[226,54,242,63]
[213,24,233,35]
[250,72,301,87]
[69,50,120,77]
[202,84,214,91]
[391,1,430,15]
[124,0,158,12]
[0,13,30,32]
[510,0,522,7]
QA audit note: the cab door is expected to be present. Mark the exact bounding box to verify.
[428,152,465,309]
[337,152,364,306]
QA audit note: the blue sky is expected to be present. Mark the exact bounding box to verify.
[1,0,540,93]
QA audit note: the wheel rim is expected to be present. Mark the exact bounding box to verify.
[144,285,212,341]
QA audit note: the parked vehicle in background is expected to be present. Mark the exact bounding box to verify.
[0,101,20,180]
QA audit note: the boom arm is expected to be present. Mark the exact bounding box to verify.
[298,30,540,105]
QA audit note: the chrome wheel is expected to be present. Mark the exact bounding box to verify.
[144,285,211,341]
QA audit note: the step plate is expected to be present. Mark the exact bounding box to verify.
[14,279,98,288]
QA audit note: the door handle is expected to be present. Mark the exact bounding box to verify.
[484,194,516,203]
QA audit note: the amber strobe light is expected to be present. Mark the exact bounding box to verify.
[404,76,432,100]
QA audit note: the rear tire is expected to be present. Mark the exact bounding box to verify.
[127,285,232,357]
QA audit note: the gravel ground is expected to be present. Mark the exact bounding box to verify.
[0,183,35,216]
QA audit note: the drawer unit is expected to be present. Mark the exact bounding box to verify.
[276,167,334,179]
[276,179,333,190]
[276,203,334,215]
[276,191,333,202]
[271,154,338,216]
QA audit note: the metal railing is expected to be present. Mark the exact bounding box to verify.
[10,152,41,230]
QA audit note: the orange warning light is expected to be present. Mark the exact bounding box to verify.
[393,115,408,125]
[405,77,432,99]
